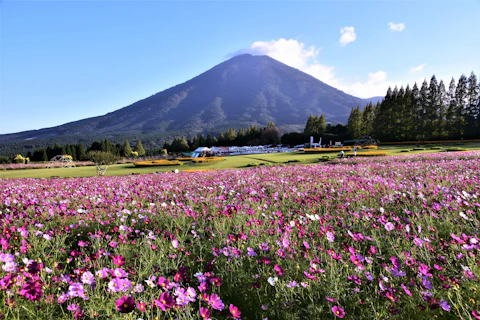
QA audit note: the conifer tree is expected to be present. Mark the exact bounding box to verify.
[134,139,146,156]
[446,78,457,138]
[418,80,429,139]
[425,76,440,138]
[77,142,86,161]
[191,136,199,150]
[361,102,375,136]
[453,75,468,138]
[206,134,213,146]
[318,114,327,135]
[466,72,479,137]
[303,115,318,135]
[122,140,133,157]
[163,141,171,152]
[199,134,207,146]
[437,80,448,138]
[346,107,362,139]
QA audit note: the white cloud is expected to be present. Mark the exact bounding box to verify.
[236,38,406,98]
[388,22,405,32]
[248,38,318,70]
[368,71,387,83]
[339,27,356,46]
[410,63,425,73]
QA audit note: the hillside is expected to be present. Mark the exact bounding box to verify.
[0,54,378,146]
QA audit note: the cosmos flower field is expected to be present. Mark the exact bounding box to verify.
[0,152,479,319]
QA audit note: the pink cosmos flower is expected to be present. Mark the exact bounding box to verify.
[199,306,210,319]
[229,304,241,319]
[155,292,175,311]
[274,264,284,276]
[332,305,345,318]
[112,255,125,266]
[209,293,224,311]
[326,231,335,242]
[137,301,147,312]
[172,239,179,249]
[384,222,394,232]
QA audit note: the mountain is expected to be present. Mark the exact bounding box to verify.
[362,96,383,105]
[0,54,378,146]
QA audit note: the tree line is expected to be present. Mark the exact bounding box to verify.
[5,123,282,162]
[346,72,479,141]
[163,122,281,152]
[13,139,146,162]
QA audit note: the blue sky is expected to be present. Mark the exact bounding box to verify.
[1,0,479,134]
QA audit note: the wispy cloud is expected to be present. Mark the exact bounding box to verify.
[339,26,356,46]
[410,63,425,73]
[388,22,405,32]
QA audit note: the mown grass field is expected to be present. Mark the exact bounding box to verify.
[1,142,480,179]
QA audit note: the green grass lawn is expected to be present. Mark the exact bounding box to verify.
[2,142,480,179]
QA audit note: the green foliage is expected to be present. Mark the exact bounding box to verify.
[134,139,146,156]
[346,107,362,139]
[0,156,10,164]
[123,140,133,157]
[87,151,120,166]
[445,147,467,152]
[304,114,326,135]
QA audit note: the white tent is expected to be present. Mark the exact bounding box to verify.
[192,147,210,158]
[193,147,210,153]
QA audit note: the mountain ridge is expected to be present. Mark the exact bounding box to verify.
[0,54,381,144]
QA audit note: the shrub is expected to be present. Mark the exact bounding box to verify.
[13,154,26,164]
[0,156,10,164]
[412,148,426,151]
[286,159,301,163]
[445,147,467,152]
[400,150,410,153]
[87,151,121,176]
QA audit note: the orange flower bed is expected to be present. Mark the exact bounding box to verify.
[190,157,225,163]
[133,160,183,167]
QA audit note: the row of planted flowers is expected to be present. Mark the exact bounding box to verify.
[0,152,479,319]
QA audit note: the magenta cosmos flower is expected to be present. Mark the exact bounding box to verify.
[154,291,175,311]
[112,255,125,266]
[20,280,43,301]
[116,296,135,313]
[209,293,224,311]
[229,304,241,319]
[199,307,210,319]
[332,306,345,318]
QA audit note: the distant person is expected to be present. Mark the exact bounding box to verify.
[339,150,344,158]
[353,147,357,156]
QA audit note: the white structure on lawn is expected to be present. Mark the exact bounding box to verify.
[191,147,211,158]
[47,155,76,168]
